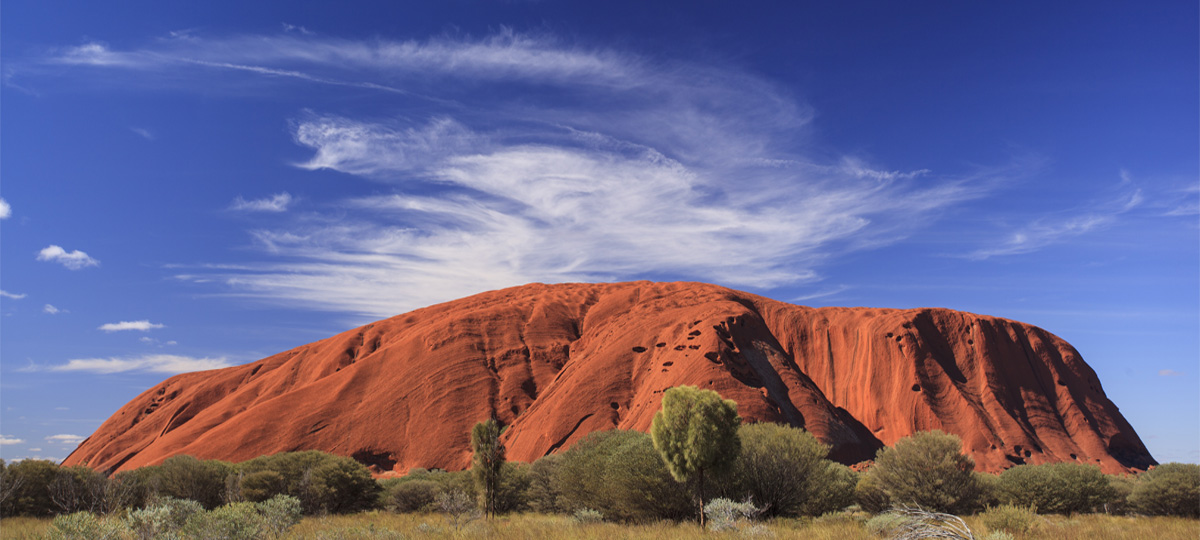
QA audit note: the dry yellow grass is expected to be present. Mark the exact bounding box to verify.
[2,512,1196,539]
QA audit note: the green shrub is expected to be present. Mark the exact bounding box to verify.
[256,494,303,537]
[997,463,1114,514]
[554,429,691,522]
[153,455,235,509]
[385,479,440,512]
[183,501,265,540]
[526,454,564,514]
[979,504,1038,534]
[236,450,380,514]
[48,465,111,514]
[864,511,907,536]
[2,459,61,516]
[1128,462,1200,517]
[853,470,890,513]
[1104,474,1137,514]
[126,505,180,540]
[494,461,531,513]
[146,496,204,531]
[46,511,130,540]
[801,461,857,515]
[724,423,832,517]
[239,470,288,502]
[866,431,981,513]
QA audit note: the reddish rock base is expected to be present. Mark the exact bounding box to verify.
[63,282,1155,475]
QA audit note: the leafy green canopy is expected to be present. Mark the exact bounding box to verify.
[997,462,1115,514]
[650,385,741,483]
[650,385,741,526]
[1128,462,1200,517]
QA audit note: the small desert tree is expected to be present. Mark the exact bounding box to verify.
[471,418,506,519]
[650,385,741,527]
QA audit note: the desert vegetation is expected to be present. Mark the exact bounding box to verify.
[2,386,1197,539]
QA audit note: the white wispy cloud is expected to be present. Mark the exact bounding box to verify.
[28,448,42,452]
[967,188,1142,260]
[47,354,231,374]
[36,245,99,270]
[0,290,26,300]
[0,197,10,219]
[281,23,313,35]
[0,435,25,445]
[130,127,155,140]
[1159,369,1184,377]
[43,304,62,315]
[230,192,293,212]
[35,30,998,318]
[45,434,85,445]
[98,320,164,332]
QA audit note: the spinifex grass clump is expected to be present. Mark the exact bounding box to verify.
[880,505,977,540]
[979,504,1039,534]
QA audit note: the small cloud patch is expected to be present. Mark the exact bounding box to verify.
[48,354,230,374]
[46,434,85,445]
[37,245,99,270]
[230,192,293,212]
[98,320,164,332]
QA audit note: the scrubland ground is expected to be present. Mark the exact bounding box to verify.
[5,512,1198,540]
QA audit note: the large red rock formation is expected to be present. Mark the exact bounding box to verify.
[63,282,1154,475]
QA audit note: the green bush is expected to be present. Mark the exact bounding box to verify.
[979,504,1038,534]
[256,494,303,537]
[183,501,265,540]
[152,455,235,509]
[125,497,202,540]
[384,479,440,512]
[866,431,981,513]
[494,461,531,513]
[801,461,857,515]
[853,470,890,513]
[1128,462,1200,517]
[1104,474,1137,514]
[48,465,111,514]
[997,463,1114,514]
[126,504,179,540]
[554,429,691,522]
[864,511,907,536]
[526,454,564,513]
[46,511,130,540]
[724,423,831,517]
[236,450,380,514]
[239,470,288,502]
[2,459,61,516]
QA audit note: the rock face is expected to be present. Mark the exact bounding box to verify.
[63,282,1155,475]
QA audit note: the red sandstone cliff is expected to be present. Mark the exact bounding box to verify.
[63,282,1154,475]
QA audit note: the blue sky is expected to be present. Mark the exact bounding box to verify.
[1,2,1196,465]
